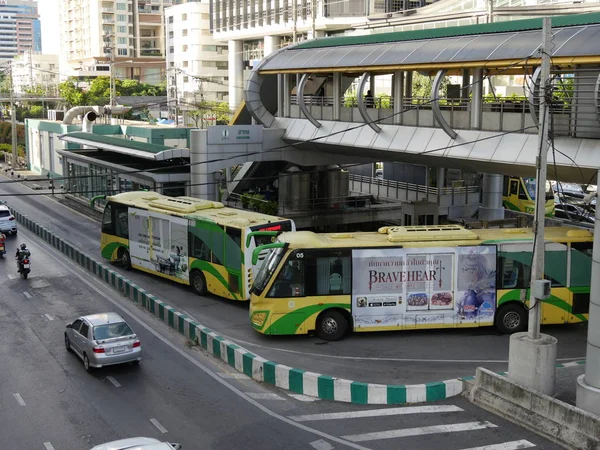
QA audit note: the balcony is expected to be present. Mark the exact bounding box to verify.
[140,49,162,57]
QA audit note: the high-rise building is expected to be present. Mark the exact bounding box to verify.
[165,1,229,118]
[0,0,41,60]
[12,52,59,94]
[59,0,187,85]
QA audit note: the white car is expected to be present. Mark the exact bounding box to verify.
[0,204,17,235]
[90,437,182,450]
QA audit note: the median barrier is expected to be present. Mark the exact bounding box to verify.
[10,207,465,404]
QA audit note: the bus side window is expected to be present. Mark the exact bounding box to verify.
[224,227,241,269]
[189,232,210,261]
[267,252,305,298]
[502,176,509,196]
[518,181,528,200]
[509,180,519,195]
[304,251,352,296]
[114,205,129,239]
[211,225,224,265]
[102,203,113,234]
[499,256,530,289]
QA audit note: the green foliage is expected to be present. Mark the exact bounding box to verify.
[186,100,231,127]
[262,201,279,216]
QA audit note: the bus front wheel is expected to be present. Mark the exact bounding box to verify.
[118,248,131,270]
[495,303,527,334]
[316,310,349,341]
[190,270,207,296]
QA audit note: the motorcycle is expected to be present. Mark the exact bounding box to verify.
[0,241,5,259]
[16,257,31,279]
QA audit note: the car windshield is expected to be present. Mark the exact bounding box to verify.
[0,210,10,217]
[93,322,134,340]
[524,178,554,201]
[252,247,285,295]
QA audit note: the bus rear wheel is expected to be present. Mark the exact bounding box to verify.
[495,303,527,334]
[118,248,131,270]
[190,270,207,296]
[316,310,349,341]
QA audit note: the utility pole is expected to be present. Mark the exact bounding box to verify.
[507,17,557,395]
[311,0,316,39]
[28,48,33,88]
[9,62,17,171]
[292,0,298,43]
[173,68,179,126]
[487,0,494,23]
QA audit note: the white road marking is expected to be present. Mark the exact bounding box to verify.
[245,392,284,400]
[7,273,15,280]
[218,372,250,380]
[23,291,32,299]
[26,230,373,450]
[310,439,334,450]
[44,314,54,321]
[459,440,536,450]
[342,421,498,442]
[150,418,168,434]
[13,393,26,406]
[290,405,464,422]
[43,443,55,450]
[288,394,319,402]
[106,376,121,388]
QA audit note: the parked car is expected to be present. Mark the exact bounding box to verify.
[65,312,142,372]
[0,204,17,235]
[551,181,585,199]
[554,201,594,223]
[90,437,181,450]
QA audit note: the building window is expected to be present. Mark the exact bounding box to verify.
[182,45,188,52]
[183,76,189,82]
[182,61,188,67]
[169,62,175,67]
[182,13,187,21]
[116,2,126,10]
[169,46,174,54]
[118,37,126,44]
[169,31,174,38]
[117,14,127,22]
[117,48,128,56]
[168,16,173,24]
[202,45,216,52]
[182,29,188,37]
[118,25,127,33]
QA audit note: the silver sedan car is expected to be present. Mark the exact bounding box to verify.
[65,312,142,372]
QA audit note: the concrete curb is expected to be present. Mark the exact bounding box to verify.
[11,207,468,404]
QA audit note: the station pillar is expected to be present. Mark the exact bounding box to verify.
[228,40,244,112]
[478,173,505,220]
[190,129,217,201]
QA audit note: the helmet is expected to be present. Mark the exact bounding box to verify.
[20,243,26,250]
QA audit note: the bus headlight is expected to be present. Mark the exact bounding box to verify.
[251,312,268,327]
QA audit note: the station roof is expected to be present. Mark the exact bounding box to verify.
[59,132,189,161]
[258,12,600,74]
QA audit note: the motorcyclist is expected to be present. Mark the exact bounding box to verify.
[15,243,31,272]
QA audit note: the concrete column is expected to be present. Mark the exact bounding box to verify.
[393,70,404,125]
[576,171,600,415]
[283,73,291,117]
[263,35,280,57]
[437,167,445,188]
[308,29,326,40]
[190,129,217,201]
[333,72,341,121]
[478,173,504,220]
[228,40,244,112]
[277,74,284,117]
[405,71,413,100]
[462,69,470,99]
[471,68,483,130]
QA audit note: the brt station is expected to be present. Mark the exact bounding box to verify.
[193,12,600,229]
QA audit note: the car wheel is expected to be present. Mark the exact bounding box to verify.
[64,334,72,352]
[190,270,207,296]
[316,310,349,341]
[495,303,527,334]
[118,248,131,270]
[83,353,92,373]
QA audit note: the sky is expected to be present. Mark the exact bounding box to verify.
[38,0,60,55]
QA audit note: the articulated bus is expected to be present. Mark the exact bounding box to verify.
[503,176,555,216]
[96,191,295,300]
[249,225,592,340]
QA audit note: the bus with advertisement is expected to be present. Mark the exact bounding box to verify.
[249,225,592,340]
[503,176,555,216]
[95,191,295,300]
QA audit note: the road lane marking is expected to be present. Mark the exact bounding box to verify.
[150,418,168,434]
[43,443,55,450]
[310,440,334,450]
[7,273,15,280]
[459,441,536,450]
[44,314,54,321]
[218,372,250,380]
[106,376,121,388]
[342,421,498,442]
[13,393,26,406]
[288,394,319,402]
[245,392,284,400]
[28,233,373,450]
[290,405,464,422]
[23,291,32,299]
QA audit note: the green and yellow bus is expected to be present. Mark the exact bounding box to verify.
[503,176,555,216]
[249,225,591,340]
[97,191,295,300]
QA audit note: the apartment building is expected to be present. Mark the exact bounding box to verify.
[11,52,59,94]
[165,1,229,117]
[59,0,187,85]
[0,0,41,60]
[209,0,440,110]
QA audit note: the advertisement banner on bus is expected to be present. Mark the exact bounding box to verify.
[351,246,496,328]
[128,208,190,282]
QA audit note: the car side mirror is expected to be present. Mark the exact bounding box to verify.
[66,323,72,328]
[171,444,182,450]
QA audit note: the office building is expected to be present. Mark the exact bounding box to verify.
[0,0,41,60]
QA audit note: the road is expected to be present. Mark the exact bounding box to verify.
[0,176,588,386]
[0,217,562,449]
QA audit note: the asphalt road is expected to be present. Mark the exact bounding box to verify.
[0,222,563,450]
[0,177,588,386]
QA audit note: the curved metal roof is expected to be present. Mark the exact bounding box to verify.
[258,13,600,73]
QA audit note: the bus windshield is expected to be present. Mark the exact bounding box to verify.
[524,178,554,201]
[252,247,285,295]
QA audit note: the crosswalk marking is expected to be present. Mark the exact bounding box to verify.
[245,392,284,400]
[23,291,32,299]
[342,421,498,442]
[289,405,464,422]
[459,440,536,450]
[288,394,319,402]
[7,274,15,280]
